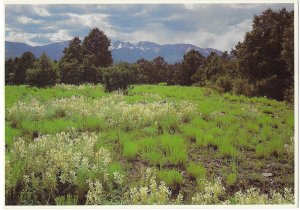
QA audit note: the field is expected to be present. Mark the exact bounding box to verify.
[5,84,294,205]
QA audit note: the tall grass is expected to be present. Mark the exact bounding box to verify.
[157,169,184,187]
[186,163,206,179]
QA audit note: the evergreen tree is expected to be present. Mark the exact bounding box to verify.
[179,50,205,85]
[59,37,84,84]
[13,52,36,84]
[234,8,294,100]
[83,28,113,68]
[5,58,14,84]
[26,53,59,87]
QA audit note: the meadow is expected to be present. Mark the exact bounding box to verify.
[5,84,294,205]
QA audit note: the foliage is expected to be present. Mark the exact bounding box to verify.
[5,130,124,204]
[26,53,59,87]
[5,58,15,84]
[59,59,82,85]
[101,63,138,92]
[230,188,294,204]
[178,49,205,85]
[82,28,112,68]
[233,8,294,100]
[123,168,172,204]
[191,178,225,204]
[12,52,36,85]
[59,37,84,84]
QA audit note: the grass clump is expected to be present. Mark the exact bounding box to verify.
[123,141,139,160]
[140,135,187,167]
[218,140,239,158]
[226,173,237,186]
[160,135,187,165]
[186,163,206,179]
[256,137,285,158]
[157,169,184,188]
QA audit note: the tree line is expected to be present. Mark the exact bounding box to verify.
[5,8,294,102]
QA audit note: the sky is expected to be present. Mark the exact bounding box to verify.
[5,3,294,51]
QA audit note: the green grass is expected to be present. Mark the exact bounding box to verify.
[20,118,79,135]
[157,169,184,187]
[186,163,206,179]
[123,141,139,160]
[5,125,21,148]
[5,84,294,205]
[226,173,237,186]
[256,137,285,158]
[139,134,187,166]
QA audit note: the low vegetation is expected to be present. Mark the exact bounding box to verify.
[5,84,294,205]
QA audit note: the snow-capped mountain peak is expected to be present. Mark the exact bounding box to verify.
[6,40,222,63]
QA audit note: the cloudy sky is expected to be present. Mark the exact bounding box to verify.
[5,4,294,51]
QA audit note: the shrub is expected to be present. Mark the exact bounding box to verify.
[215,75,233,93]
[158,82,167,86]
[231,188,294,204]
[5,130,120,205]
[232,77,255,97]
[59,59,82,85]
[26,53,59,87]
[123,168,172,204]
[191,178,225,204]
[101,63,136,92]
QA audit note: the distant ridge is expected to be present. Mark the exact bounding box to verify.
[5,40,222,64]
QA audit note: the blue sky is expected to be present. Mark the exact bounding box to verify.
[5,4,294,51]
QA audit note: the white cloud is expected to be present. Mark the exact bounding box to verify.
[64,13,118,38]
[66,13,110,28]
[6,4,291,50]
[6,28,73,46]
[32,6,50,17]
[46,30,73,43]
[17,16,42,24]
[6,30,41,46]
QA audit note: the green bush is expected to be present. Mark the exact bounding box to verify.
[59,59,82,85]
[26,53,59,87]
[101,63,138,92]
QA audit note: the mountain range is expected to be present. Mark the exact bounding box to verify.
[5,40,222,64]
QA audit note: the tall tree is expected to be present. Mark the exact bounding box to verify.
[179,50,205,85]
[83,28,113,68]
[152,56,168,83]
[61,37,84,63]
[13,52,36,84]
[5,58,14,84]
[192,52,223,86]
[234,8,294,100]
[59,37,84,84]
